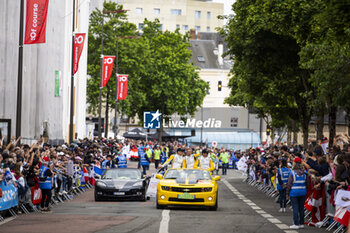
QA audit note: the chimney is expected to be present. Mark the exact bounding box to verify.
[218,42,224,66]
[189,29,196,39]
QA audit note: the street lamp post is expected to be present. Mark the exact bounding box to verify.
[16,0,25,141]
[97,9,127,139]
[114,36,138,139]
[69,0,76,143]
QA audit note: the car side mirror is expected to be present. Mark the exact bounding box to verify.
[214,176,221,181]
[155,174,163,179]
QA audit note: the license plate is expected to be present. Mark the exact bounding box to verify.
[178,193,195,200]
[114,192,125,195]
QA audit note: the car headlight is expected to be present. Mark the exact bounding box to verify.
[161,186,171,191]
[133,181,143,187]
[203,187,212,192]
[96,182,107,188]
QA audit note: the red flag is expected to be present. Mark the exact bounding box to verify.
[32,186,42,205]
[83,167,89,183]
[102,56,115,87]
[334,206,350,226]
[73,33,86,74]
[24,0,49,44]
[117,74,128,100]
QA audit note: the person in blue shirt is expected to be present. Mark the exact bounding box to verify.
[287,157,308,230]
[139,148,150,175]
[116,152,127,168]
[160,147,168,165]
[277,159,290,212]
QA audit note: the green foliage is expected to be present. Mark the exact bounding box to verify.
[87,2,138,115]
[87,3,208,125]
[220,0,312,144]
[221,0,350,145]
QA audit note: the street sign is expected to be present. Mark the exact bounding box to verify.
[212,141,218,147]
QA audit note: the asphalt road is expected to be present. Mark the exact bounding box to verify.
[1,163,326,233]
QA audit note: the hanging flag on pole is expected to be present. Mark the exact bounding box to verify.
[117,74,128,100]
[102,56,115,87]
[24,0,50,44]
[73,33,86,74]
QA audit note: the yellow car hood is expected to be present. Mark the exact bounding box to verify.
[159,179,215,187]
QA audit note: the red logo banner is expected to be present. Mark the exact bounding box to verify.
[102,56,115,87]
[117,74,128,100]
[24,0,49,44]
[73,33,86,74]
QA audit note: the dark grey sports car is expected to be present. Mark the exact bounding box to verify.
[94,168,150,201]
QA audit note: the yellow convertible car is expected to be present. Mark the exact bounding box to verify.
[156,168,220,210]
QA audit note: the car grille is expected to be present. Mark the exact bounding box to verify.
[171,187,202,193]
[168,198,204,202]
[102,189,141,196]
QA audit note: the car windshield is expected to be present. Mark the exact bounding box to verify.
[163,169,212,180]
[103,169,141,180]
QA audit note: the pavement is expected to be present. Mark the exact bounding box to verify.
[0,162,328,233]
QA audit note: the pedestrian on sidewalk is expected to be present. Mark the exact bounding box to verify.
[287,157,308,230]
[277,159,290,213]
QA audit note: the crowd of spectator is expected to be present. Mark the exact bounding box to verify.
[237,135,350,230]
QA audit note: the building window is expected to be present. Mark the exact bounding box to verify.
[182,25,188,31]
[206,26,210,32]
[138,23,144,30]
[207,11,211,19]
[136,8,143,14]
[154,8,160,15]
[171,9,182,15]
[195,26,200,32]
[230,117,238,127]
[176,24,180,29]
[159,24,163,31]
[0,119,11,145]
[195,11,201,18]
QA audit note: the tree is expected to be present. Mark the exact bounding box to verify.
[88,5,208,140]
[299,0,350,146]
[220,0,314,147]
[87,2,144,136]
[137,19,209,141]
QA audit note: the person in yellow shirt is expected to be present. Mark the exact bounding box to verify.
[154,145,161,169]
[194,149,214,172]
[160,148,186,169]
[219,149,229,175]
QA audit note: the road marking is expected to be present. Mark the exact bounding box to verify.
[223,179,289,233]
[159,209,170,233]
[276,224,289,229]
[0,216,16,226]
[268,218,281,224]
[261,213,273,218]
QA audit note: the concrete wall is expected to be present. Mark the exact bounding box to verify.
[0,0,89,143]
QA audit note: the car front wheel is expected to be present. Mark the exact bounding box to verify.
[94,190,102,202]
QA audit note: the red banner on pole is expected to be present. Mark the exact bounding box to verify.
[73,33,86,74]
[102,56,115,87]
[117,74,128,100]
[24,0,49,44]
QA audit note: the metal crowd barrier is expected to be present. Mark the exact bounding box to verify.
[242,170,348,233]
[0,166,95,222]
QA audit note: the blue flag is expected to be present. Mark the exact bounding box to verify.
[94,166,105,176]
